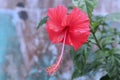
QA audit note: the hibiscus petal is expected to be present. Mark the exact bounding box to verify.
[48,5,67,27]
[46,21,65,43]
[67,7,90,32]
[70,31,90,50]
[65,34,73,46]
[64,7,90,50]
[46,5,68,43]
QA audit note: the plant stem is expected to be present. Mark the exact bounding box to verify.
[90,25,102,50]
[92,32,102,50]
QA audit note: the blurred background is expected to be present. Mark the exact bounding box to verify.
[0,0,120,80]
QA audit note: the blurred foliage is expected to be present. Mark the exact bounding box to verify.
[72,0,97,20]
[37,0,120,80]
[105,12,120,22]
[37,16,48,29]
[71,0,120,80]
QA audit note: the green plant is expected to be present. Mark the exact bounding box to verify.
[37,0,120,80]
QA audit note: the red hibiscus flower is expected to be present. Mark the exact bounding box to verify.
[46,5,90,75]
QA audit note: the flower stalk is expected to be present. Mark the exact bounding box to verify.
[46,31,67,75]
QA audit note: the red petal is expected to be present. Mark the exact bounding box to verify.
[46,5,68,43]
[46,21,65,43]
[70,31,90,50]
[63,7,90,50]
[47,5,67,26]
[68,7,89,28]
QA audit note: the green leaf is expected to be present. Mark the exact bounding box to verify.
[91,16,105,32]
[94,49,120,80]
[72,68,81,79]
[70,44,93,79]
[37,16,48,29]
[72,0,98,19]
[105,12,120,22]
[84,0,98,19]
[95,50,109,59]
[100,36,114,48]
[105,49,120,80]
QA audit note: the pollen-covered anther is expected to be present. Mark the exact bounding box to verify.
[46,63,60,75]
[46,56,63,75]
